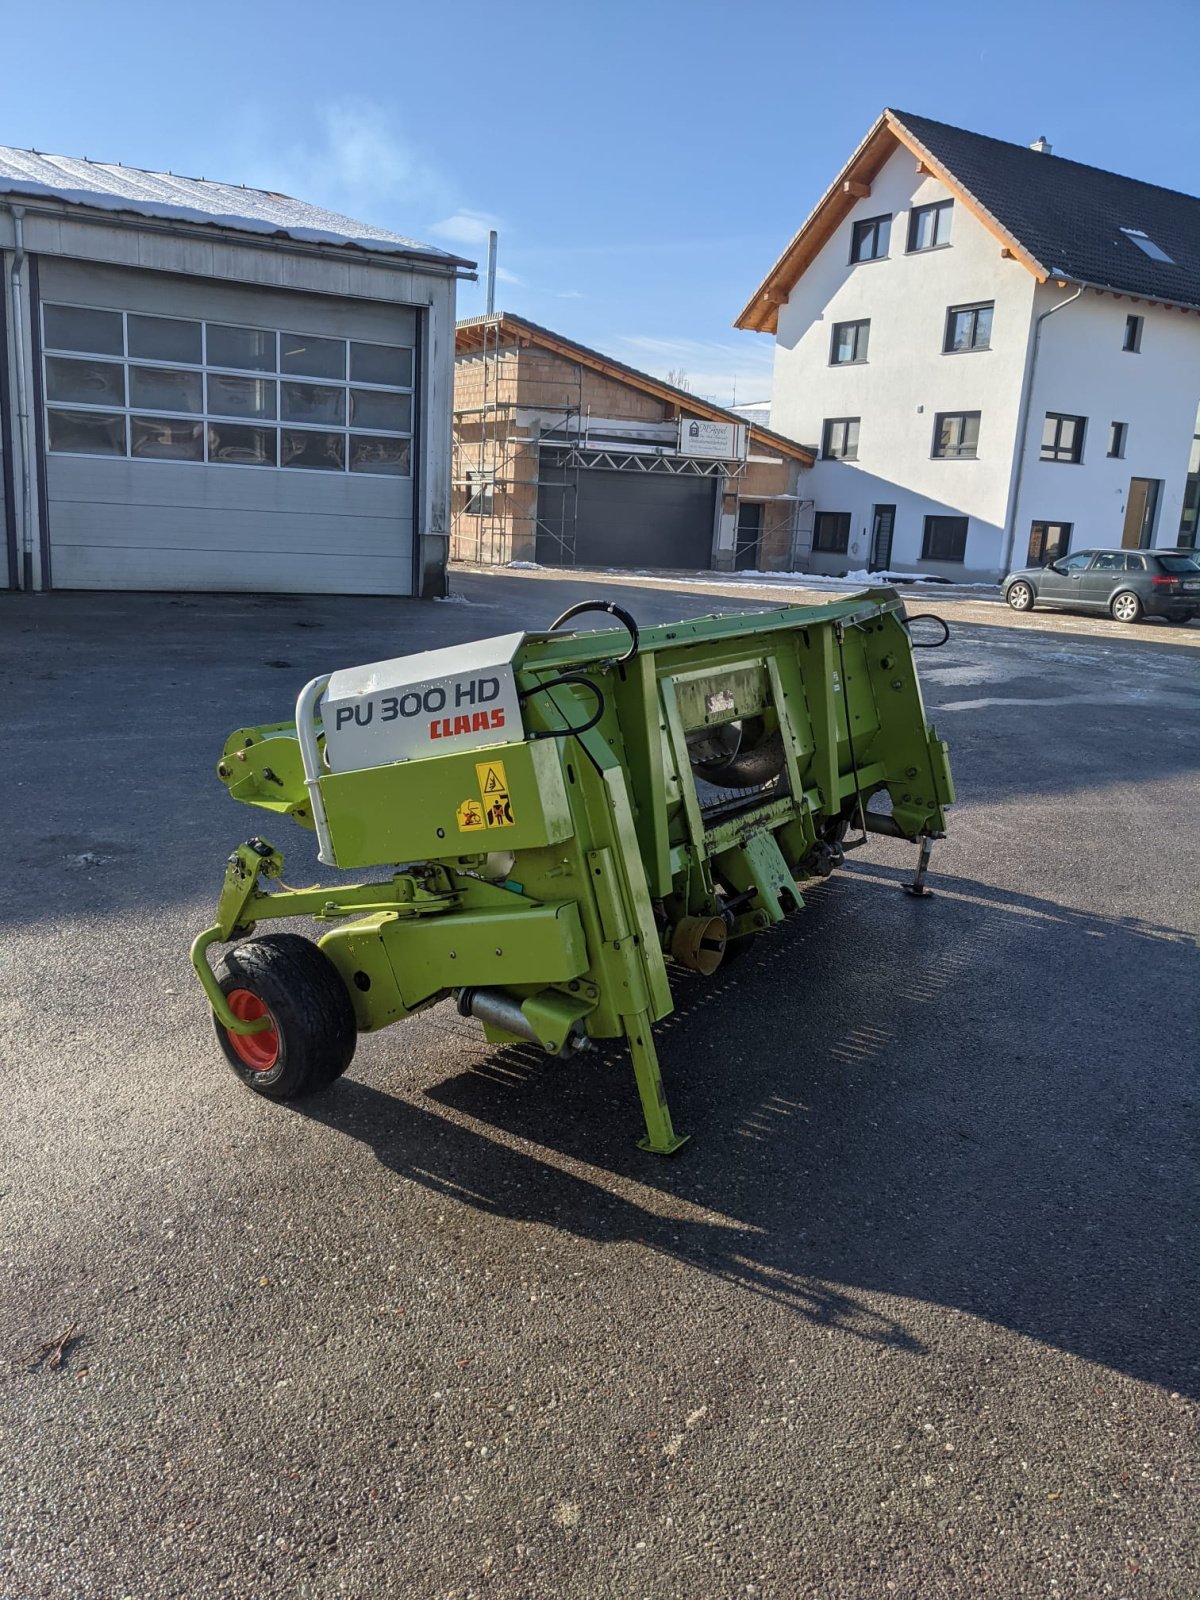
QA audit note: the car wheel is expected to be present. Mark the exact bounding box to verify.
[1110,590,1144,624]
[1006,581,1035,612]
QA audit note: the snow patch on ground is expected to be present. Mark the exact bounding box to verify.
[744,568,999,591]
[507,561,542,570]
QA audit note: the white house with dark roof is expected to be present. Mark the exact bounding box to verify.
[0,146,474,596]
[736,110,1200,582]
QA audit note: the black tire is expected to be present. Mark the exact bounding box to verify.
[1110,590,1144,624]
[1006,580,1035,612]
[212,933,356,1100]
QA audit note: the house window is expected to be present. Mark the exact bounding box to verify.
[944,302,994,353]
[850,215,891,263]
[1027,521,1072,565]
[830,319,870,365]
[1123,315,1143,352]
[908,200,953,252]
[932,411,981,459]
[813,512,851,553]
[821,417,860,460]
[921,515,968,562]
[1120,228,1174,264]
[1108,421,1128,458]
[1041,413,1086,464]
[40,302,417,476]
[465,470,494,516]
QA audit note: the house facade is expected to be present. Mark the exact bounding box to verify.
[736,111,1200,582]
[452,313,814,574]
[1,147,472,597]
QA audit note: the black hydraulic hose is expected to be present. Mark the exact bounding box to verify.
[546,600,640,664]
[906,613,950,648]
[518,673,606,741]
[519,599,640,741]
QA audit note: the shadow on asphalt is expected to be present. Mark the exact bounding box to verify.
[294,866,1200,1401]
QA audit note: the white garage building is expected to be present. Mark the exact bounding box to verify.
[0,148,472,596]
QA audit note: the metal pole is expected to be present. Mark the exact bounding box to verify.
[485,230,498,316]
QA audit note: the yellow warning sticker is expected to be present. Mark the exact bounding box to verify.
[456,798,486,833]
[475,759,515,829]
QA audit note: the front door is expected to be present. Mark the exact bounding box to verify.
[1122,478,1161,549]
[869,504,896,572]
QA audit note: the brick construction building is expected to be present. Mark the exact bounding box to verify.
[452,313,814,573]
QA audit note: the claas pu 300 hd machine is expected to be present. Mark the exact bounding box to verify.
[191,593,953,1153]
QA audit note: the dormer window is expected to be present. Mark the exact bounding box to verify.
[1120,227,1175,264]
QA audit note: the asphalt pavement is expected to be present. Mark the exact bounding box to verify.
[1,571,1197,1600]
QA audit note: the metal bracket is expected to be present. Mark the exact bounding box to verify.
[903,834,935,898]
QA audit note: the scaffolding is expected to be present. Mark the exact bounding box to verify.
[451,319,585,567]
[451,319,796,571]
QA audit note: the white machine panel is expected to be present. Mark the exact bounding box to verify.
[320,633,525,772]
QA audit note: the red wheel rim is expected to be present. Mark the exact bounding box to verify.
[225,989,280,1072]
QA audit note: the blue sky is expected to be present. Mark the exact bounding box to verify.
[5,0,1199,404]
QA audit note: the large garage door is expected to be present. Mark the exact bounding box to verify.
[36,261,418,594]
[537,452,716,570]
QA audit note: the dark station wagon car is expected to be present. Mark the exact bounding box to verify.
[1003,548,1200,624]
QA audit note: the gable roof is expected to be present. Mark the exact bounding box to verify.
[456,311,815,464]
[0,145,472,268]
[735,109,1200,332]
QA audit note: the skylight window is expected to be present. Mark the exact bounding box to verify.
[1120,227,1175,264]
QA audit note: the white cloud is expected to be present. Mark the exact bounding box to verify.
[221,101,478,241]
[427,209,504,246]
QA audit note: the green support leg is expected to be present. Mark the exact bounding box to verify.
[626,1011,689,1155]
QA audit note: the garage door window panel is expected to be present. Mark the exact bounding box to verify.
[350,341,413,388]
[281,429,346,472]
[281,382,346,427]
[206,324,278,373]
[208,372,277,421]
[45,356,126,408]
[281,333,346,380]
[42,304,123,357]
[131,416,204,461]
[47,408,126,455]
[129,365,203,414]
[209,423,277,467]
[350,435,410,476]
[350,388,411,432]
[128,314,202,365]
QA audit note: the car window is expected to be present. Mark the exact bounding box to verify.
[1126,554,1147,572]
[1060,553,1093,571]
[1158,554,1200,573]
[1091,552,1125,571]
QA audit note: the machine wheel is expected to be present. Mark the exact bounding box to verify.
[1006,581,1035,612]
[212,933,356,1099]
[1110,590,1143,624]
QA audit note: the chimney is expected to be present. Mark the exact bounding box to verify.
[1029,136,1052,154]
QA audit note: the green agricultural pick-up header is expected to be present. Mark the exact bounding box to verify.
[191,591,954,1153]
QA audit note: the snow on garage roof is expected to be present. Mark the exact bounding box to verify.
[0,144,473,268]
